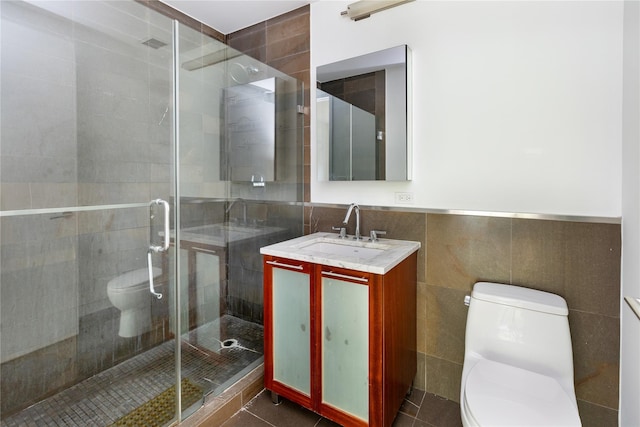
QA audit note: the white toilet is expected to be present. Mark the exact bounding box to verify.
[460,282,582,427]
[107,267,162,338]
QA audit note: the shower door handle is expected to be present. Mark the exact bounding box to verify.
[150,198,170,252]
[147,199,170,299]
[147,250,162,299]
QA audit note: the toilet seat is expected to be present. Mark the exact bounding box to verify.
[464,359,581,427]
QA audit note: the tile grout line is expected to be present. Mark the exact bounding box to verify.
[410,390,428,427]
[243,407,278,427]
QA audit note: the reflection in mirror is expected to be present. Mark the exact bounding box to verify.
[317,90,377,180]
[316,45,410,181]
[178,41,303,200]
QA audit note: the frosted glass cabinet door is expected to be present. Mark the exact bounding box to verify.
[272,267,311,395]
[195,251,220,325]
[321,276,369,421]
[195,251,220,351]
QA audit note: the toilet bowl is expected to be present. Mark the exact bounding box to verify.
[460,282,581,427]
[107,267,162,338]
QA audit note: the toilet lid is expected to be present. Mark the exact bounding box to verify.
[465,359,581,427]
[108,267,162,290]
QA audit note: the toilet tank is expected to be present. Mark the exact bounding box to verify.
[464,282,576,391]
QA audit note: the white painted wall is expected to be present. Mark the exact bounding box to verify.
[311,0,624,218]
[620,1,640,425]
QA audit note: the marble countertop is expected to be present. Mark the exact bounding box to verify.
[166,223,287,247]
[260,232,421,274]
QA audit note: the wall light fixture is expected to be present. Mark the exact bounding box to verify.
[341,0,414,21]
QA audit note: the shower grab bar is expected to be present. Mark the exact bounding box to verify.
[49,211,73,220]
[147,199,170,299]
[147,250,162,299]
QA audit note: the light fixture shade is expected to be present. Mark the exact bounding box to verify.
[341,0,414,21]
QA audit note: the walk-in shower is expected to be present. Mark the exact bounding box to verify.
[0,1,303,425]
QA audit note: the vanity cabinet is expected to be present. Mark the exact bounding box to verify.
[263,252,417,427]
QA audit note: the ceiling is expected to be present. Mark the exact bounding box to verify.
[159,0,316,35]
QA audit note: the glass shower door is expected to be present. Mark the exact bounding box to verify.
[0,1,186,425]
[173,22,240,417]
[2,1,304,424]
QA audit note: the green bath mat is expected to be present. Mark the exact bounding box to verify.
[110,378,203,427]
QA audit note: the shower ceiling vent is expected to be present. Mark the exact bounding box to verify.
[141,38,167,49]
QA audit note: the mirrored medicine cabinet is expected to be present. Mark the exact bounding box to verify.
[316,45,411,181]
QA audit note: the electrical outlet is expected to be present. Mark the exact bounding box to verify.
[394,192,414,204]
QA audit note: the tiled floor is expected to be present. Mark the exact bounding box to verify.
[1,315,263,427]
[221,388,463,427]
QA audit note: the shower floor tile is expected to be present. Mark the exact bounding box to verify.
[1,315,263,427]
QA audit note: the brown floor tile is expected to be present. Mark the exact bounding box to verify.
[406,387,426,407]
[223,389,462,427]
[244,391,321,427]
[315,417,342,427]
[399,397,421,418]
[413,419,432,427]
[415,393,462,427]
[221,409,272,427]
[392,412,416,427]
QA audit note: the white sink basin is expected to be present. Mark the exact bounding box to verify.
[294,237,390,260]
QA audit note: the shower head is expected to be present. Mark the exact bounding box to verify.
[141,38,167,49]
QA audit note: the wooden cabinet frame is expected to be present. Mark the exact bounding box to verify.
[165,240,227,332]
[263,253,417,427]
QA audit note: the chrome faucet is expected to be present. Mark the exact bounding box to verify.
[226,198,247,224]
[343,203,361,240]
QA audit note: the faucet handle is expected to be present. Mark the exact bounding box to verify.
[369,230,386,242]
[332,226,347,239]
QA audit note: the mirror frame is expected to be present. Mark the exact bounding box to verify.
[316,45,411,181]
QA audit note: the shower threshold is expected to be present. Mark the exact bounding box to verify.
[1,315,264,427]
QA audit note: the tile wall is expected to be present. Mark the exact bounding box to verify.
[226,5,312,203]
[0,3,80,415]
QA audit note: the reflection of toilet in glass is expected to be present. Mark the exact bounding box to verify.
[461,282,581,427]
[107,267,162,338]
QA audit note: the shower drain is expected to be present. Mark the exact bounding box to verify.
[220,339,239,349]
